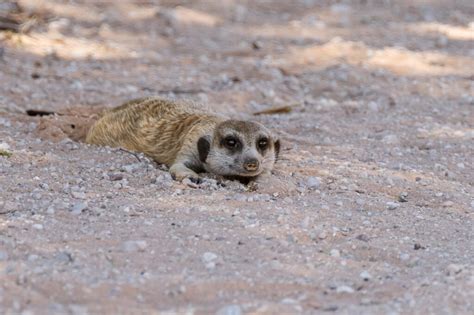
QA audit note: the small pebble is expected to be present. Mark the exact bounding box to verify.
[202,252,218,263]
[413,243,425,250]
[71,191,86,199]
[28,254,39,262]
[356,234,369,242]
[216,304,242,315]
[359,270,372,281]
[400,253,410,261]
[330,249,340,258]
[0,142,10,150]
[122,240,147,252]
[109,173,123,181]
[122,164,140,173]
[32,224,43,230]
[0,250,8,261]
[442,201,454,207]
[71,202,87,215]
[336,285,354,293]
[446,264,463,276]
[386,202,399,210]
[398,192,408,202]
[306,176,321,189]
[318,231,328,240]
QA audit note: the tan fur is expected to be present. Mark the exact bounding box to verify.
[86,97,279,182]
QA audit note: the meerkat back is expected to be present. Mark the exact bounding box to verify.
[85,97,216,165]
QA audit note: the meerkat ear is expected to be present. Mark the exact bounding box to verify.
[274,139,281,160]
[197,136,211,163]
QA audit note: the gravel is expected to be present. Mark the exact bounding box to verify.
[0,1,472,314]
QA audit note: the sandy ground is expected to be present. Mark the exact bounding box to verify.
[0,0,473,314]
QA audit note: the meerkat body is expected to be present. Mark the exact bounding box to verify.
[86,97,279,182]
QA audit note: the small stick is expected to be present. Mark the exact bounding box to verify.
[118,148,142,162]
[253,104,300,116]
[156,88,205,94]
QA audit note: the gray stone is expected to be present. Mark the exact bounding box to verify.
[109,173,123,181]
[307,176,321,189]
[32,224,44,230]
[71,202,87,215]
[71,191,86,199]
[122,163,141,173]
[446,264,463,276]
[318,231,328,240]
[398,192,408,203]
[0,250,8,261]
[216,304,242,315]
[336,285,355,293]
[400,253,410,261]
[0,201,19,214]
[122,240,147,252]
[360,270,372,281]
[386,202,400,210]
[202,252,218,263]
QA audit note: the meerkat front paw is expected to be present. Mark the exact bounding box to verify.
[169,163,201,184]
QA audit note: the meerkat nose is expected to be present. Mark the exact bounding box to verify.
[244,158,259,171]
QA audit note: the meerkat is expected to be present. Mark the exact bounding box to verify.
[85,97,280,183]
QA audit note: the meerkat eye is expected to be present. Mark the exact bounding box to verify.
[258,137,269,150]
[224,136,238,149]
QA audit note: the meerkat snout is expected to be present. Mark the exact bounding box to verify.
[243,158,259,171]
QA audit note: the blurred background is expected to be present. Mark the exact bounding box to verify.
[1,0,473,115]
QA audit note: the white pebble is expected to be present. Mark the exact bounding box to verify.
[32,224,43,230]
[400,253,410,261]
[446,264,463,276]
[122,240,147,252]
[360,270,372,281]
[202,252,218,263]
[336,285,354,293]
[307,176,321,189]
[216,304,241,315]
[318,231,328,240]
[386,202,399,210]
[71,191,86,199]
[0,142,10,150]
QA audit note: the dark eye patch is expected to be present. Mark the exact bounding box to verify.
[257,136,269,151]
[221,135,242,152]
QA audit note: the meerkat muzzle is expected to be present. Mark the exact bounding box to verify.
[244,158,259,172]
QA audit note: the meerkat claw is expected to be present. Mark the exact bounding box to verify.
[188,177,202,185]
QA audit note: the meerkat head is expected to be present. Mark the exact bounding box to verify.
[197,120,280,178]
